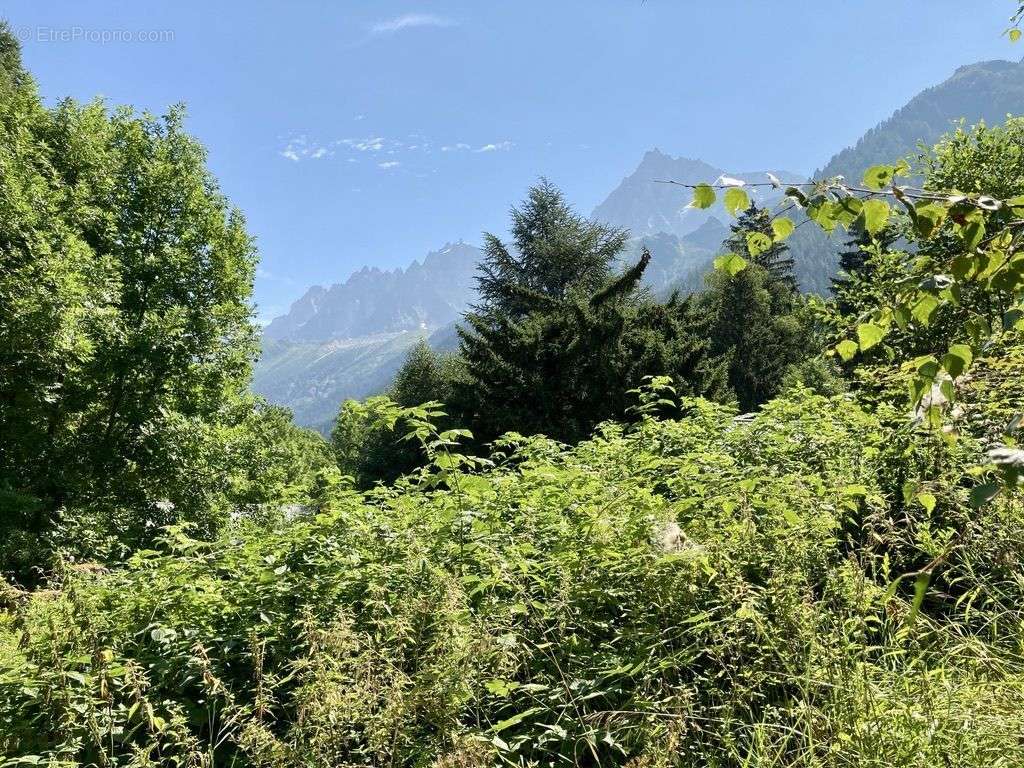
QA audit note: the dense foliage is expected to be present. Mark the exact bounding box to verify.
[0,28,332,578]
[4,7,1024,766]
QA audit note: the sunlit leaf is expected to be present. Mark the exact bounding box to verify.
[862,199,891,235]
[746,232,772,257]
[836,339,859,362]
[724,187,749,216]
[856,323,885,352]
[691,184,716,209]
[771,217,795,242]
[713,253,748,276]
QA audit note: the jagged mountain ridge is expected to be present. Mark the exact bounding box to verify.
[263,241,482,342]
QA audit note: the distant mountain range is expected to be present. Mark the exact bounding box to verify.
[255,58,1024,427]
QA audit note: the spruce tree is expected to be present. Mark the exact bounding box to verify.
[459,181,726,443]
[725,204,798,294]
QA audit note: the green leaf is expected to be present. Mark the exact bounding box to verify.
[862,199,891,236]
[969,482,1000,508]
[771,217,795,242]
[941,344,973,379]
[912,202,947,238]
[916,492,936,514]
[862,165,895,191]
[907,572,929,627]
[959,219,985,251]
[856,323,885,352]
[692,184,716,209]
[835,339,859,362]
[911,293,940,326]
[1011,28,1022,42]
[746,232,772,257]
[723,187,749,216]
[713,253,748,277]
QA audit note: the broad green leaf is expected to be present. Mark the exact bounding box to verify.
[941,344,973,379]
[856,323,885,352]
[746,232,772,257]
[771,217,795,242]
[691,184,716,209]
[969,482,1000,508]
[835,339,858,362]
[713,253,748,276]
[862,165,894,191]
[912,202,947,238]
[911,293,940,326]
[862,199,890,236]
[724,187,749,216]
[959,219,985,251]
[907,572,929,627]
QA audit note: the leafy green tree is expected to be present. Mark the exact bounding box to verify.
[725,204,798,294]
[330,342,469,488]
[0,40,258,556]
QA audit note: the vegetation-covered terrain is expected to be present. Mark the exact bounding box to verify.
[4,7,1024,767]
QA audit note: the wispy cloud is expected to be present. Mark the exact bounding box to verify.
[279,134,333,162]
[370,14,455,35]
[475,141,514,153]
[279,132,514,166]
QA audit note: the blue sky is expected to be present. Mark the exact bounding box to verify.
[2,0,1017,320]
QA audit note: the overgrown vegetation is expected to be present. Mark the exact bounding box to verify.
[3,7,1024,767]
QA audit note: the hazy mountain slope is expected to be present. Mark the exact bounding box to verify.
[254,241,481,427]
[816,60,1024,183]
[618,217,729,297]
[253,332,430,431]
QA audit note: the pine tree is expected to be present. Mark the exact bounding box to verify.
[700,265,814,411]
[725,204,798,295]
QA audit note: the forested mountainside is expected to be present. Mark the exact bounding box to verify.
[790,59,1024,293]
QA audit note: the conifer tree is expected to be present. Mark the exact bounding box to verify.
[459,181,725,443]
[725,204,798,294]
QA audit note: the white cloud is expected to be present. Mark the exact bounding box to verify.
[341,136,387,152]
[279,134,333,162]
[474,141,513,153]
[378,161,401,169]
[370,13,455,35]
